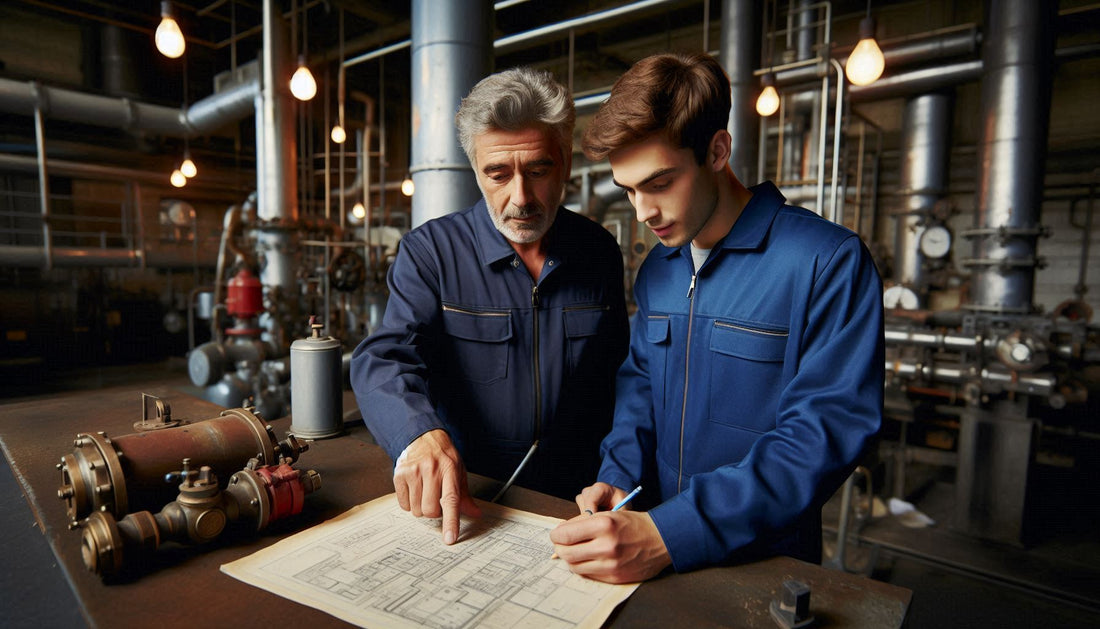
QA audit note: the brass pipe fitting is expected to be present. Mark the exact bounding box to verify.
[81,458,320,578]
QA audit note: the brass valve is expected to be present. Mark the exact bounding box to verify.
[80,457,320,578]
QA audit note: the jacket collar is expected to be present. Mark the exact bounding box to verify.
[659,180,787,259]
[472,198,563,270]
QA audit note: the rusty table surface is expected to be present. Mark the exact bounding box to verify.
[0,383,911,628]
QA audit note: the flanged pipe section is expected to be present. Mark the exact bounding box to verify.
[57,406,307,526]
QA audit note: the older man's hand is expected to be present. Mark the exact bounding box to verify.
[393,429,482,544]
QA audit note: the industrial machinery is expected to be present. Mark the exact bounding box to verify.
[80,456,320,577]
[56,396,309,528]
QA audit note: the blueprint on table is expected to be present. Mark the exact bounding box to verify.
[221,494,639,628]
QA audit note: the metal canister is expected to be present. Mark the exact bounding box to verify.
[289,317,344,439]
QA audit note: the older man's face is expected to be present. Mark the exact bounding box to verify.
[473,125,570,245]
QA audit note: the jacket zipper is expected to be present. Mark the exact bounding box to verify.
[531,284,541,442]
[714,321,789,337]
[678,273,697,492]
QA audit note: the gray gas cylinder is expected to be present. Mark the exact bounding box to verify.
[290,317,344,438]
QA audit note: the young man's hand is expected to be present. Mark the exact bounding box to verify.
[550,489,672,584]
[393,429,482,544]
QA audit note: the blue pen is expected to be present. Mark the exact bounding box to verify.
[611,485,643,511]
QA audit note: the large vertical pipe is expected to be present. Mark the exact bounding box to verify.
[719,0,760,184]
[965,0,1055,313]
[101,24,139,99]
[255,0,299,354]
[894,92,953,296]
[258,0,298,225]
[410,0,491,227]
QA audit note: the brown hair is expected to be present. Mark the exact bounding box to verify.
[582,52,731,164]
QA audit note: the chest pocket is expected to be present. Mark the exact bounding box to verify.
[645,315,671,413]
[441,306,512,384]
[563,305,609,375]
[708,320,787,433]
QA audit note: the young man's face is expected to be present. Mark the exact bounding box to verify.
[609,134,720,249]
[473,125,569,246]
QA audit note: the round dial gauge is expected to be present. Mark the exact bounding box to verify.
[883,285,920,310]
[919,225,952,259]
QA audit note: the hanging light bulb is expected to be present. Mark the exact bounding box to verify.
[170,168,187,187]
[155,1,186,59]
[756,73,780,117]
[845,16,885,86]
[401,176,415,197]
[352,202,366,220]
[290,55,317,101]
[180,151,197,178]
[331,124,346,144]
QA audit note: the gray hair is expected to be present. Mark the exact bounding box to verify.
[455,67,576,167]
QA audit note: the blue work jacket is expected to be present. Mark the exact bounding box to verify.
[598,181,884,571]
[350,200,629,499]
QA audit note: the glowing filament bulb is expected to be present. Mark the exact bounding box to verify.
[180,156,197,178]
[845,17,885,87]
[290,56,317,101]
[756,74,779,117]
[170,169,187,187]
[155,2,185,59]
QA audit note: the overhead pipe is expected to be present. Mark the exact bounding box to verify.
[0,244,210,269]
[0,76,258,137]
[0,153,248,196]
[848,60,982,102]
[771,26,980,89]
[409,0,490,227]
[494,0,694,55]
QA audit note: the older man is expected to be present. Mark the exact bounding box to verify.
[350,67,629,545]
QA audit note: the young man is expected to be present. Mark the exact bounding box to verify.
[550,53,884,583]
[350,67,629,546]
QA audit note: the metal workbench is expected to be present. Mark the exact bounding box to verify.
[0,383,910,628]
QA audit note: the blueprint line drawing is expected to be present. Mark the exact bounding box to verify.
[221,494,639,628]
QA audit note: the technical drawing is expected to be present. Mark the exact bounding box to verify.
[222,495,638,628]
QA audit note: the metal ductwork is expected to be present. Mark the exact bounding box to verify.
[894,92,953,297]
[0,77,258,137]
[963,0,1057,314]
[409,0,491,227]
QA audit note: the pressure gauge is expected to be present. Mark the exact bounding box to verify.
[883,285,920,310]
[919,225,952,259]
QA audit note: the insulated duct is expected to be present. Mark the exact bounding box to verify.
[409,0,491,227]
[964,0,1056,313]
